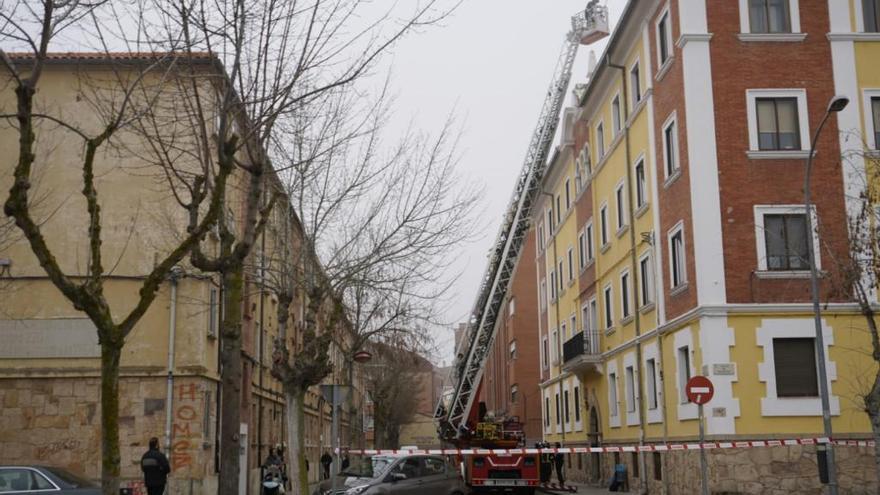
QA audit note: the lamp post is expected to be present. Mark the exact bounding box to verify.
[803,94,848,495]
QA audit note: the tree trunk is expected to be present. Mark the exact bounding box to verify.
[866,369,880,483]
[219,266,245,495]
[286,386,308,495]
[100,341,122,495]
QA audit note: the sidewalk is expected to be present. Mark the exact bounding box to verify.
[537,481,614,494]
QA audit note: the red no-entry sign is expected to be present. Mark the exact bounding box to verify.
[686,376,714,405]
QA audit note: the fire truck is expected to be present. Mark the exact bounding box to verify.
[434,4,609,494]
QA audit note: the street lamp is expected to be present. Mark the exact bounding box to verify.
[803,94,848,495]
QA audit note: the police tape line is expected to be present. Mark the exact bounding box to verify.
[337,438,876,456]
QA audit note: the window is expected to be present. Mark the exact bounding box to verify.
[669,226,687,288]
[571,314,577,335]
[597,122,606,158]
[603,285,614,329]
[511,384,519,402]
[872,96,880,149]
[550,270,557,300]
[556,196,562,224]
[653,452,663,481]
[545,397,551,426]
[552,330,559,363]
[542,336,549,369]
[866,0,880,32]
[537,222,545,251]
[663,116,679,178]
[631,62,642,106]
[565,179,571,210]
[625,366,636,412]
[612,95,622,135]
[774,338,819,397]
[540,278,547,311]
[582,302,591,333]
[677,346,691,403]
[590,298,598,335]
[509,340,517,359]
[635,160,647,209]
[763,213,809,270]
[747,90,808,153]
[547,208,554,234]
[561,322,568,341]
[639,254,654,306]
[556,393,561,425]
[615,183,627,231]
[756,97,800,150]
[509,299,516,317]
[567,247,574,281]
[657,10,672,66]
[600,204,609,246]
[208,287,219,338]
[574,386,581,422]
[646,358,658,409]
[564,390,571,423]
[749,0,791,33]
[609,373,619,417]
[0,469,56,491]
[586,221,595,261]
[558,260,565,292]
[620,271,631,319]
[578,231,587,269]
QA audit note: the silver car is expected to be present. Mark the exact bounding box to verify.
[0,466,100,494]
[336,455,465,495]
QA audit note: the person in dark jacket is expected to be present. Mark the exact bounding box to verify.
[141,437,171,495]
[553,442,565,485]
[320,451,333,480]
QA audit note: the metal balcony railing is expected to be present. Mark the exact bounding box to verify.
[562,329,601,363]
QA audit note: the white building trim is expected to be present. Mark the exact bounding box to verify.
[623,351,640,426]
[607,359,621,428]
[863,89,880,151]
[753,204,821,272]
[698,316,740,435]
[642,341,663,424]
[737,0,801,34]
[756,318,840,416]
[745,89,811,154]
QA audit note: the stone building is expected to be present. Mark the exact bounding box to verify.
[0,52,366,494]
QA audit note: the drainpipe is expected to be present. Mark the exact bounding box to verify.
[165,267,183,453]
[540,189,565,444]
[606,54,648,494]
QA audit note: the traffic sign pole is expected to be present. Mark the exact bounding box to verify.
[699,403,708,495]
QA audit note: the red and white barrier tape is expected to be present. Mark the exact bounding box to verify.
[337,438,875,456]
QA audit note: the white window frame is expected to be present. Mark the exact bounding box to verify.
[674,329,698,420]
[563,383,572,431]
[620,269,632,320]
[544,392,552,431]
[668,221,688,289]
[581,301,591,333]
[615,180,628,232]
[612,93,622,136]
[600,203,610,248]
[630,59,642,108]
[540,278,547,312]
[756,317,839,416]
[608,361,621,427]
[586,219,595,261]
[624,352,640,426]
[863,89,880,151]
[556,392,562,426]
[745,89,810,157]
[541,335,549,370]
[634,157,647,210]
[857,0,880,33]
[551,329,559,365]
[643,341,663,424]
[537,221,545,252]
[578,229,587,270]
[738,0,802,35]
[639,250,655,306]
[509,339,517,359]
[596,121,606,159]
[570,313,578,336]
[561,322,568,342]
[603,283,614,331]
[565,178,572,211]
[558,259,565,293]
[589,297,598,337]
[655,4,673,70]
[567,246,575,282]
[662,112,680,180]
[574,382,584,431]
[753,204,821,273]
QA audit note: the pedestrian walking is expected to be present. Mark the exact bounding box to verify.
[140,437,170,495]
[320,450,333,480]
[341,451,350,472]
[553,442,565,485]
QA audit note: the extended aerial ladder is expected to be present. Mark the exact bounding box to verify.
[436,5,609,445]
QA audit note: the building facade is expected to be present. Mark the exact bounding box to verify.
[535,1,880,492]
[0,54,365,494]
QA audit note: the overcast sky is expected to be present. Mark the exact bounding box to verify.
[371,1,624,366]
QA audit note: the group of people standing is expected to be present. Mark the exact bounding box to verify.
[536,441,566,485]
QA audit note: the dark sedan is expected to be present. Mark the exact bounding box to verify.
[0,466,100,494]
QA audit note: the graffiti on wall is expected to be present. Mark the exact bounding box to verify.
[171,382,200,471]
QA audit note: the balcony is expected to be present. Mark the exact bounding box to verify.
[561,330,602,375]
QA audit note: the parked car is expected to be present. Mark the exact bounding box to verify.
[324,455,466,495]
[0,466,100,494]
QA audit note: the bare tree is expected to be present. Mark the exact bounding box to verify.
[268,82,480,493]
[365,341,426,449]
[0,7,230,495]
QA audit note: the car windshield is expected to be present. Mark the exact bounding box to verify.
[42,467,97,488]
